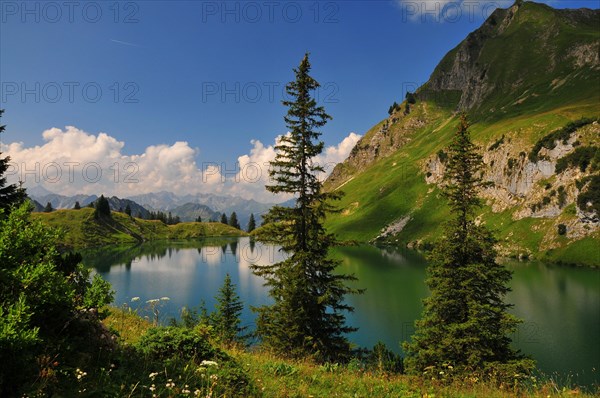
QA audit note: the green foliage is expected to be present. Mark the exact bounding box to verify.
[405,92,416,104]
[557,224,567,235]
[487,134,505,151]
[43,201,53,212]
[528,118,596,162]
[247,213,256,232]
[437,149,448,163]
[558,186,567,208]
[0,203,114,394]
[74,201,81,210]
[135,326,216,361]
[213,273,248,346]
[220,213,228,224]
[124,203,131,216]
[577,175,600,217]
[93,194,111,219]
[368,341,403,374]
[404,115,534,382]
[229,211,241,229]
[252,54,361,362]
[267,362,299,376]
[0,110,25,214]
[555,146,599,174]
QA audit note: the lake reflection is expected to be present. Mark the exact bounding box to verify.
[81,238,600,387]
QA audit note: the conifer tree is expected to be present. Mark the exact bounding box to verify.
[403,114,533,379]
[124,204,131,216]
[213,273,247,346]
[247,213,256,232]
[220,213,228,225]
[43,202,53,213]
[74,201,81,210]
[195,215,202,223]
[229,211,240,229]
[93,195,111,219]
[251,54,360,361]
[0,110,24,214]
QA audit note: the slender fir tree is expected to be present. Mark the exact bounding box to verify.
[229,211,240,229]
[251,53,360,362]
[74,201,81,210]
[0,110,24,214]
[247,213,256,232]
[124,204,131,216]
[403,114,534,380]
[213,273,248,346]
[220,213,228,225]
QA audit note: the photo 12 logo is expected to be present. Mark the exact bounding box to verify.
[6,161,140,185]
[399,1,510,23]
[1,1,140,24]
[1,82,140,104]
[201,81,339,104]
[199,1,340,24]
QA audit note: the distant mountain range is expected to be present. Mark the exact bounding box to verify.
[127,191,289,227]
[26,187,289,227]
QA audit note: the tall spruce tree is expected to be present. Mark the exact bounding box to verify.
[247,213,256,232]
[220,213,228,225]
[229,211,240,229]
[213,273,247,346]
[403,115,533,379]
[251,54,360,361]
[0,110,24,214]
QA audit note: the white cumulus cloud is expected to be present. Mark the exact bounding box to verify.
[3,126,361,203]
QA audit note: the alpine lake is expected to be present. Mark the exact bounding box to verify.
[80,237,600,388]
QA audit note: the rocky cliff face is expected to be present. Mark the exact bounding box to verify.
[423,121,599,254]
[324,2,600,263]
[418,2,600,115]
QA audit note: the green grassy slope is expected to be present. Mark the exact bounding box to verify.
[324,3,600,266]
[32,208,247,248]
[325,104,599,266]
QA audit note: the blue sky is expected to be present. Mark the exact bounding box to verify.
[0,0,596,200]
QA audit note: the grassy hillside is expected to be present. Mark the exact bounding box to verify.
[32,208,247,248]
[324,2,600,266]
[96,307,597,398]
[325,103,599,266]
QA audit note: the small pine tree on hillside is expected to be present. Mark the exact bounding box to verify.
[43,202,53,213]
[93,195,111,219]
[87,202,94,208]
[195,215,202,222]
[213,273,248,346]
[247,213,256,232]
[220,213,228,225]
[403,114,534,380]
[0,110,25,214]
[124,204,131,216]
[229,211,240,229]
[74,201,81,210]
